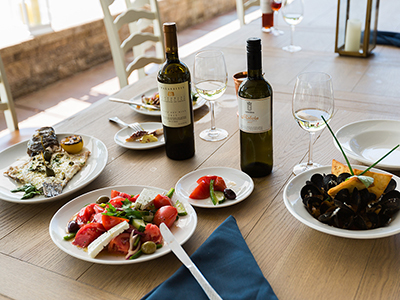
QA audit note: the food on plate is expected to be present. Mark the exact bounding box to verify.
[138,91,199,111]
[60,135,84,154]
[125,128,163,143]
[190,175,236,205]
[4,127,90,199]
[301,160,400,230]
[65,188,186,260]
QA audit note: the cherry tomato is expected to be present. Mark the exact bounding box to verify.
[108,232,131,255]
[73,223,105,248]
[154,194,173,209]
[189,181,210,199]
[153,206,178,228]
[76,203,104,226]
[142,224,163,244]
[101,215,129,231]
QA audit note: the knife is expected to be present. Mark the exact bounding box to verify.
[160,223,223,300]
[108,97,160,110]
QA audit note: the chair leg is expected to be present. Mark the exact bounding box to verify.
[236,0,246,27]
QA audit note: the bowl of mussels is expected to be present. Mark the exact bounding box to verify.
[283,160,400,239]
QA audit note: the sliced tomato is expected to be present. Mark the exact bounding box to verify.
[72,223,106,248]
[197,175,227,191]
[101,215,129,231]
[90,212,103,223]
[130,194,139,202]
[154,194,173,209]
[142,224,163,244]
[110,190,136,201]
[107,232,131,255]
[76,203,102,226]
[153,206,178,228]
[189,181,210,199]
[109,196,125,208]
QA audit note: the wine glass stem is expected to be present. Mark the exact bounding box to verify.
[290,24,295,47]
[307,132,315,166]
[210,101,216,131]
[274,11,278,28]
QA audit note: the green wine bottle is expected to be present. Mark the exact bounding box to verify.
[157,23,195,160]
[237,38,273,177]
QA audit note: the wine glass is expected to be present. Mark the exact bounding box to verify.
[292,72,334,175]
[271,0,284,36]
[282,0,304,52]
[193,50,228,141]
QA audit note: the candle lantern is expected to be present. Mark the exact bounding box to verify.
[18,0,53,36]
[335,0,380,57]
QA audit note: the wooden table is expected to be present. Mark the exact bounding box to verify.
[2,6,400,299]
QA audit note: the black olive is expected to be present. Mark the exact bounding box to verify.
[224,188,236,200]
[67,220,80,233]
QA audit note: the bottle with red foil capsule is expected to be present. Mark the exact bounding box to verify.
[261,0,273,32]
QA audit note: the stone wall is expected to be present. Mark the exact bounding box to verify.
[0,0,236,99]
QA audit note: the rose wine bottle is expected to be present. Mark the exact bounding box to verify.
[157,23,195,160]
[237,38,273,177]
[261,0,274,32]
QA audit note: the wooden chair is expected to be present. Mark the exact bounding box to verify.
[236,0,260,27]
[0,53,18,132]
[99,0,165,88]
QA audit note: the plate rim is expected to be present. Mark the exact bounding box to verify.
[114,122,165,150]
[175,166,254,208]
[0,132,108,204]
[283,165,400,239]
[335,119,400,170]
[49,184,197,265]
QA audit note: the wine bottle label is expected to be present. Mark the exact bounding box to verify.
[238,96,271,133]
[260,0,272,14]
[158,81,191,128]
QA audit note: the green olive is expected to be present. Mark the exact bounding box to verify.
[96,195,110,204]
[141,241,157,254]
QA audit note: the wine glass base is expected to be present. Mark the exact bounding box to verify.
[283,45,301,52]
[293,162,322,176]
[262,27,272,33]
[271,27,284,36]
[200,128,228,142]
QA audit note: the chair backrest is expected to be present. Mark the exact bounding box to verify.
[0,54,18,132]
[236,0,260,27]
[100,0,165,88]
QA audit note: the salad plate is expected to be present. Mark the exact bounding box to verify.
[129,88,206,116]
[0,133,108,204]
[283,165,400,239]
[49,185,197,265]
[175,167,254,208]
[114,122,164,150]
[335,120,400,171]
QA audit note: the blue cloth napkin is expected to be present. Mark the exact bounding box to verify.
[376,31,400,47]
[142,215,278,300]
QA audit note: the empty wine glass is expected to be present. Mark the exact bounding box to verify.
[271,0,284,36]
[292,72,334,175]
[282,0,304,52]
[193,50,228,141]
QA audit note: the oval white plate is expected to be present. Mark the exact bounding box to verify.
[175,167,254,208]
[114,122,164,150]
[49,185,197,264]
[0,133,108,204]
[129,88,206,116]
[335,119,400,170]
[283,165,400,239]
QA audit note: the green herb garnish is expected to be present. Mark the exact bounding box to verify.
[11,184,41,199]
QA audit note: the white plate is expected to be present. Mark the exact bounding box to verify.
[114,122,164,150]
[129,88,206,116]
[283,165,400,239]
[0,133,108,204]
[49,185,197,264]
[335,120,400,170]
[175,167,254,208]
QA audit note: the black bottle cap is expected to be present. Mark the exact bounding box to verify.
[247,37,262,52]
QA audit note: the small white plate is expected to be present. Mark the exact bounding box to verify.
[283,165,400,239]
[129,88,206,116]
[114,122,164,150]
[0,133,108,204]
[335,120,400,170]
[49,185,197,264]
[175,167,254,208]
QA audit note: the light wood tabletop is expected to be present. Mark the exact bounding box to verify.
[1,2,400,299]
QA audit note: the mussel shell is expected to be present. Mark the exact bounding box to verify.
[323,174,338,191]
[384,179,397,194]
[310,173,324,189]
[301,184,322,202]
[335,188,351,203]
[352,214,368,230]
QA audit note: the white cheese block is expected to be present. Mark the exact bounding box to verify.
[87,221,129,258]
[134,188,159,210]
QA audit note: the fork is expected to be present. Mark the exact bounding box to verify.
[109,117,143,132]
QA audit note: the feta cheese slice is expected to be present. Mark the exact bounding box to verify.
[87,221,129,258]
[134,188,159,210]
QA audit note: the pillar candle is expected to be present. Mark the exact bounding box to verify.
[344,19,362,52]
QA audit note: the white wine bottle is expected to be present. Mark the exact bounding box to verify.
[157,22,195,160]
[237,38,273,177]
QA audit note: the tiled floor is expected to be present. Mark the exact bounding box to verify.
[0,8,260,139]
